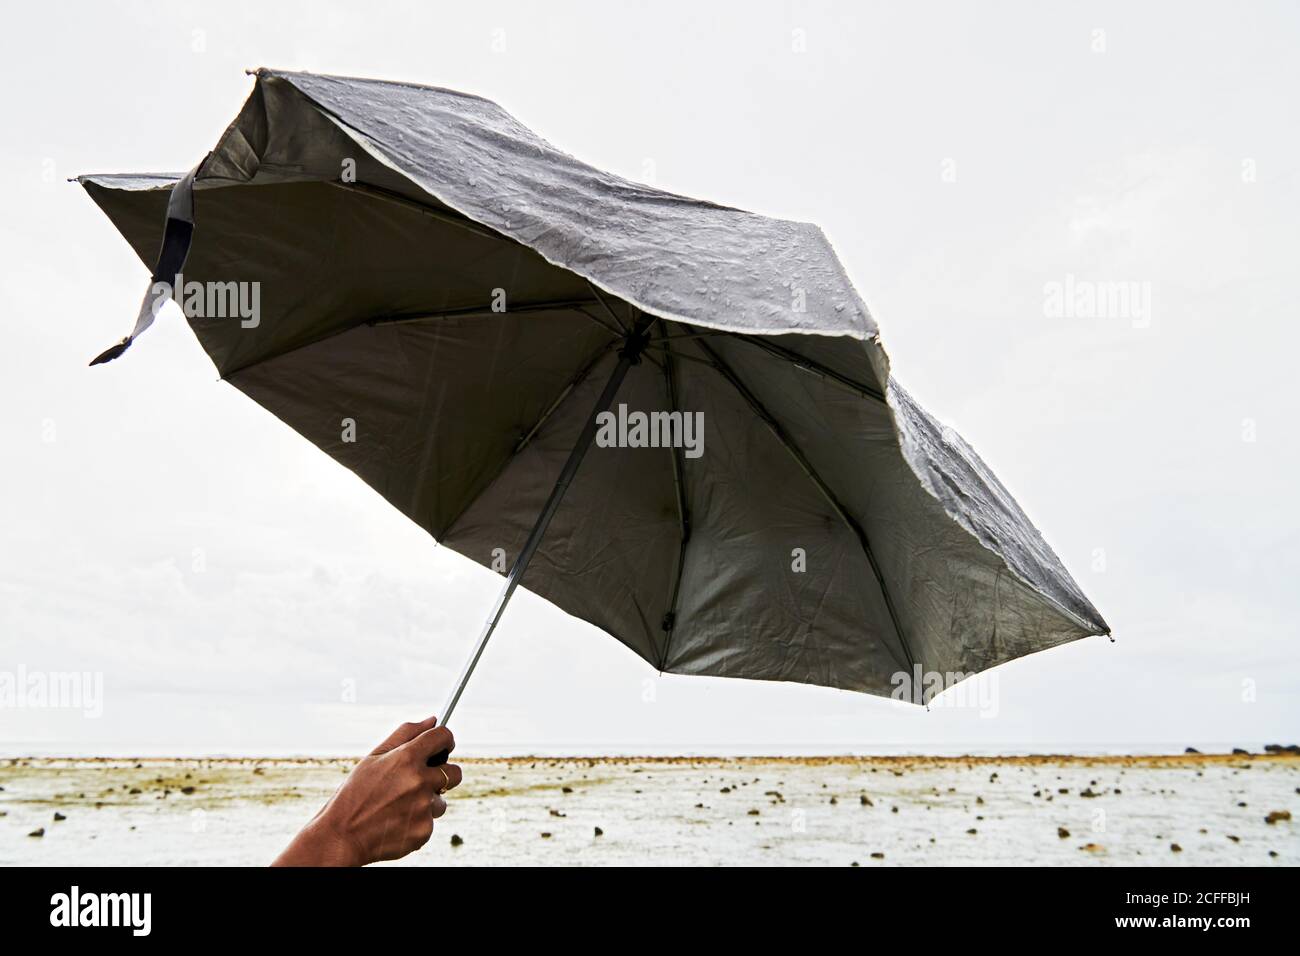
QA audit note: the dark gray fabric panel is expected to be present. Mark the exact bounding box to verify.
[701,335,1096,683]
[663,342,909,693]
[204,183,591,376]
[887,382,1103,633]
[444,354,680,669]
[230,312,615,540]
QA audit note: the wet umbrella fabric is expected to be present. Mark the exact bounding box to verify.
[79,69,1108,721]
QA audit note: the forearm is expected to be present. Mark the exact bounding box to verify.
[272,815,361,867]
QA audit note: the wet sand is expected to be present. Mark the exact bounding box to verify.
[2,754,1295,866]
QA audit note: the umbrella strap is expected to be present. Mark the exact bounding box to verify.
[89,156,208,366]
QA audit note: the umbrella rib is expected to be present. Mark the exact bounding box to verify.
[644,330,724,341]
[511,341,620,457]
[221,298,612,379]
[658,323,692,670]
[572,306,628,338]
[326,180,508,243]
[368,298,617,328]
[439,337,619,540]
[586,280,629,333]
[727,335,886,404]
[641,343,716,368]
[648,335,886,409]
[695,340,921,690]
[370,298,626,343]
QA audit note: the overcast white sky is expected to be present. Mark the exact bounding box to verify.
[2,1,1297,756]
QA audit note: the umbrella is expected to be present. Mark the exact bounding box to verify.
[79,69,1108,739]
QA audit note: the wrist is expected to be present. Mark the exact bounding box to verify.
[273,813,365,867]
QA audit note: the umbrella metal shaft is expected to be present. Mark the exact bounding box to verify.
[435,315,653,733]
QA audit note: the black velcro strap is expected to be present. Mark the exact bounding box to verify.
[90,158,205,366]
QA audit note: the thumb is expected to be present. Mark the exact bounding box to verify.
[370,716,440,755]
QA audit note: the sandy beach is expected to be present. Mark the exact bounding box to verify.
[2,753,1296,866]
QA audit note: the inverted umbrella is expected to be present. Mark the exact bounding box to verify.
[80,69,1108,737]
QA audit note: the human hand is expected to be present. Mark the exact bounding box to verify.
[272,716,462,866]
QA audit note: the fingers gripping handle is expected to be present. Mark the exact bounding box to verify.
[426,710,452,767]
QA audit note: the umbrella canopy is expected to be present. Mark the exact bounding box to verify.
[80,68,1107,712]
